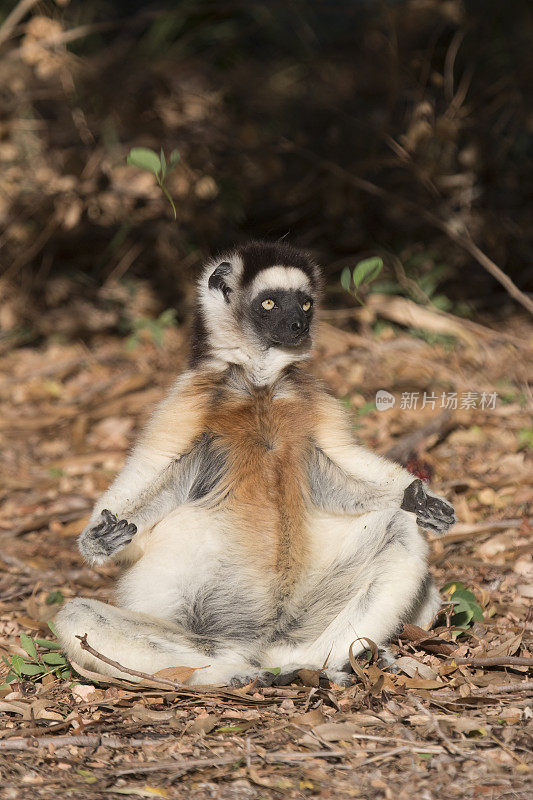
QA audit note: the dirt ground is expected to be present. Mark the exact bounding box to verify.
[0,305,531,799]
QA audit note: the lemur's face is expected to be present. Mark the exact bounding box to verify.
[248,287,313,348]
[194,241,322,369]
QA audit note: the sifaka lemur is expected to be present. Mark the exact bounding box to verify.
[56,241,456,686]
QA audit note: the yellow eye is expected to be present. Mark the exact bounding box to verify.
[262,299,275,310]
[302,300,312,312]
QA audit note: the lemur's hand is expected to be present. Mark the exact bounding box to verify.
[78,509,137,565]
[401,479,456,534]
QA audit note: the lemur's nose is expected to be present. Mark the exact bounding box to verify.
[290,317,309,336]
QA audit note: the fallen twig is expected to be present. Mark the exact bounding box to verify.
[0,734,120,750]
[453,656,533,668]
[76,633,188,689]
[113,750,347,777]
[438,680,533,697]
[73,635,294,704]
[432,518,528,545]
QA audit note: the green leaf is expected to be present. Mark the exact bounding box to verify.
[126,333,139,351]
[340,266,352,292]
[77,769,97,784]
[35,638,62,650]
[11,654,25,676]
[42,653,67,666]
[20,634,38,660]
[369,279,401,295]
[58,667,73,679]
[216,725,246,733]
[47,621,59,637]
[19,662,43,676]
[158,308,177,327]
[265,667,281,675]
[3,673,18,685]
[442,581,484,629]
[46,590,64,605]
[160,147,167,180]
[352,257,384,289]
[126,147,161,175]
[169,149,180,167]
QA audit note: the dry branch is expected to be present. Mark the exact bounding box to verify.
[0,0,39,49]
[76,633,187,689]
[291,143,533,315]
[453,656,533,668]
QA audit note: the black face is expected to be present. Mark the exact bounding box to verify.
[248,289,314,348]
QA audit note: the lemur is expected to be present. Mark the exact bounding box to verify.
[56,241,456,686]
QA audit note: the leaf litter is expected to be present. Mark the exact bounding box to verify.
[0,309,531,799]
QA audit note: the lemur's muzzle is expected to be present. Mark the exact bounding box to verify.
[271,309,310,347]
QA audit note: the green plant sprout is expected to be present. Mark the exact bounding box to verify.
[1,622,74,687]
[126,146,180,219]
[441,581,484,634]
[126,308,178,350]
[341,256,384,304]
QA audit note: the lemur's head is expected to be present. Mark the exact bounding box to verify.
[191,241,322,382]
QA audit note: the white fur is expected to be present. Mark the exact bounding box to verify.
[55,250,445,686]
[249,266,311,295]
[59,384,441,685]
[57,504,439,685]
[195,254,313,386]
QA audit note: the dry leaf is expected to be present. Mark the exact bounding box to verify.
[153,666,196,683]
[0,700,32,719]
[290,709,327,727]
[395,677,444,690]
[127,704,174,723]
[189,713,220,734]
[71,684,100,703]
[395,657,438,680]
[297,669,321,687]
[313,722,358,741]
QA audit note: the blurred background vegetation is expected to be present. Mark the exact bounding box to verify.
[0,0,532,345]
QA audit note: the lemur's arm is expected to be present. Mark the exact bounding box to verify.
[79,434,227,565]
[78,372,211,565]
[308,446,455,534]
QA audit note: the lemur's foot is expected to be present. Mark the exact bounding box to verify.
[401,479,456,534]
[376,647,400,673]
[78,509,137,565]
[229,666,352,689]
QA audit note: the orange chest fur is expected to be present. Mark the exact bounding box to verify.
[203,389,314,583]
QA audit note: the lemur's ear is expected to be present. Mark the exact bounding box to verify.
[208,262,233,303]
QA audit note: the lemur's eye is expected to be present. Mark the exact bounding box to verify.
[302,300,312,312]
[262,299,275,310]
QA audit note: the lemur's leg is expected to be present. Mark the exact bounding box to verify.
[308,446,456,533]
[265,509,438,677]
[79,434,227,564]
[55,598,258,686]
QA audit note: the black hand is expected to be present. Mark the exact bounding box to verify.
[402,480,456,534]
[93,509,137,555]
[80,509,137,562]
[401,479,426,514]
